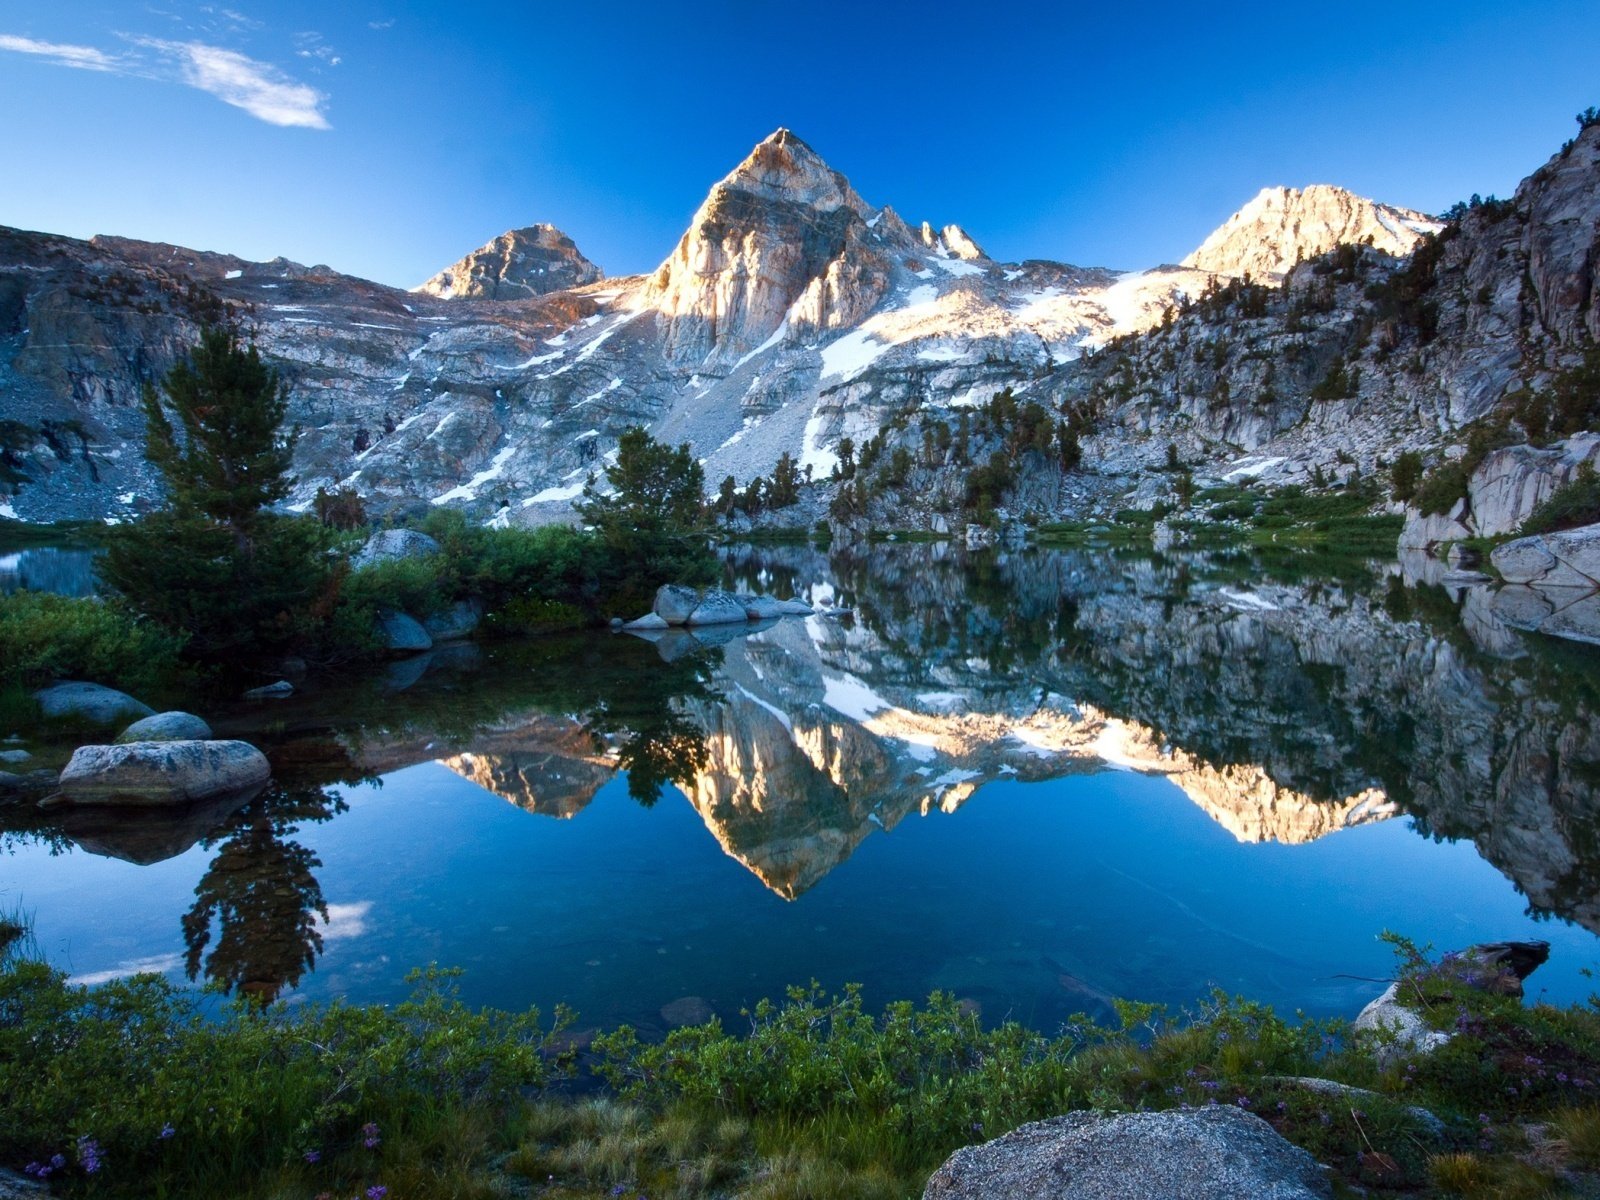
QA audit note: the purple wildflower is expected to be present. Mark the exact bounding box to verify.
[362,1122,382,1149]
[304,1150,321,1164]
[366,1187,388,1200]
[77,1136,103,1175]
[159,1123,175,1140]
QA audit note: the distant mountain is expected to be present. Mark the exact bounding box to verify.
[1,120,1593,541]
[1182,184,1440,281]
[416,224,603,300]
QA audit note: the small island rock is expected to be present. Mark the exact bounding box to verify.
[33,681,154,726]
[378,611,433,653]
[686,589,751,626]
[57,740,271,806]
[653,584,701,625]
[117,712,214,743]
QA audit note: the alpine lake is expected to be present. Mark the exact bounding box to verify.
[5,539,1600,1041]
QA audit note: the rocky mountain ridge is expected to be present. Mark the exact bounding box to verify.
[0,124,1474,526]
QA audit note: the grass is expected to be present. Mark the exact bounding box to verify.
[0,517,110,550]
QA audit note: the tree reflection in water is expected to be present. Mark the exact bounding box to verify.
[181,783,348,1003]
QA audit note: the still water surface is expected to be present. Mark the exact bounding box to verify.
[5,543,1600,1034]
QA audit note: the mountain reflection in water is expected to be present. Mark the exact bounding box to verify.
[5,543,1600,1018]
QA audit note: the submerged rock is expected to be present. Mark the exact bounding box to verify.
[117,711,213,743]
[242,680,294,700]
[1492,522,1600,589]
[56,740,270,806]
[33,681,153,726]
[623,611,669,630]
[923,1107,1330,1200]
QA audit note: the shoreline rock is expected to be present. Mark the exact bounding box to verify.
[55,739,271,806]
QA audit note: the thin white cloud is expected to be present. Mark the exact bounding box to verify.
[68,951,184,986]
[368,18,395,30]
[135,36,331,128]
[294,31,342,67]
[0,33,120,72]
[1,29,330,130]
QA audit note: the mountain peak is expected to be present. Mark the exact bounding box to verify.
[417,224,602,300]
[712,128,869,216]
[1183,183,1442,281]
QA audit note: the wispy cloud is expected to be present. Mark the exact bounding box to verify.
[293,30,341,68]
[131,37,331,128]
[0,30,331,129]
[368,18,395,30]
[0,33,119,72]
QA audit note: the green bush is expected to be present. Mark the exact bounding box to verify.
[0,591,190,699]
[1520,463,1600,535]
[1414,461,1470,517]
[0,960,570,1198]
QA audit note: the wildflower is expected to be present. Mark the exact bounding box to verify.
[367,1187,388,1200]
[304,1150,322,1164]
[159,1123,176,1140]
[1559,1072,1570,1083]
[1216,1031,1230,1043]
[610,1188,626,1198]
[362,1122,382,1149]
[22,1163,49,1179]
[970,1122,984,1134]
[1235,1096,1251,1108]
[1478,1113,1492,1125]
[1200,1080,1220,1090]
[1277,1101,1287,1113]
[77,1137,103,1175]
[50,1155,65,1170]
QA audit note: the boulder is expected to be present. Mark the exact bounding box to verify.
[0,769,58,799]
[774,597,814,615]
[686,589,750,626]
[1352,983,1453,1067]
[352,528,442,569]
[378,610,433,653]
[116,712,213,743]
[422,598,483,641]
[1492,584,1600,645]
[1491,522,1600,589]
[737,593,787,619]
[0,749,30,764]
[923,1107,1330,1200]
[243,680,294,700]
[1544,592,1600,645]
[56,740,271,806]
[653,584,701,625]
[33,681,154,726]
[623,611,669,630]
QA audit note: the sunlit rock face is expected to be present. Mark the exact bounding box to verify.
[416,225,604,300]
[441,715,615,819]
[1182,185,1440,281]
[643,128,895,365]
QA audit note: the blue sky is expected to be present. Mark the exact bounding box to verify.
[2,1,1595,288]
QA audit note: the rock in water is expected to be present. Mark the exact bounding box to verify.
[33,681,154,726]
[57,740,271,805]
[623,611,669,630]
[422,598,483,641]
[686,589,751,626]
[243,680,294,700]
[737,593,787,619]
[352,529,442,569]
[653,584,702,625]
[378,610,433,652]
[923,1107,1330,1200]
[660,996,715,1026]
[116,712,213,743]
[1491,522,1600,589]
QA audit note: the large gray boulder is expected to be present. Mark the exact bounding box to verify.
[422,598,483,641]
[653,584,701,625]
[1491,583,1600,646]
[737,593,788,620]
[378,610,433,652]
[687,589,751,626]
[1491,522,1600,588]
[1351,984,1453,1068]
[352,528,442,570]
[774,597,815,615]
[923,1107,1330,1200]
[116,712,213,743]
[33,682,154,726]
[56,740,271,806]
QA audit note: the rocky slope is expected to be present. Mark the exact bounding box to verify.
[2,120,1595,539]
[416,224,603,300]
[1181,184,1439,281]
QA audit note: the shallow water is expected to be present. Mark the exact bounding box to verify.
[5,543,1600,1033]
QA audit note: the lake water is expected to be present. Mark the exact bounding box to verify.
[5,542,1600,1036]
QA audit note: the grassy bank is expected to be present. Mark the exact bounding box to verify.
[4,933,1600,1199]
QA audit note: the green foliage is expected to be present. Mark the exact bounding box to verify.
[313,485,366,529]
[1310,356,1360,402]
[962,452,1015,519]
[103,511,341,660]
[1519,463,1600,536]
[138,325,296,529]
[1391,450,1424,502]
[1414,461,1471,517]
[0,591,190,699]
[0,959,570,1199]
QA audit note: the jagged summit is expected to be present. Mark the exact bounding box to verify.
[417,223,603,300]
[1183,184,1441,281]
